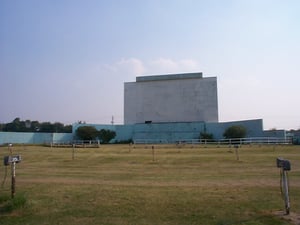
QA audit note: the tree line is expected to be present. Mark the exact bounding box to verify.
[0,118,72,133]
[76,126,116,143]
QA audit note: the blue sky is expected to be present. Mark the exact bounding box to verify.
[1,0,299,130]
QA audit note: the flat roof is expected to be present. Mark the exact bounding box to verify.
[136,72,203,82]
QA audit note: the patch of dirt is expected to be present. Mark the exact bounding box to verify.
[273,211,300,225]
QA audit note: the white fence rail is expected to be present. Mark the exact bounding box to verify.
[134,137,292,145]
[49,140,100,148]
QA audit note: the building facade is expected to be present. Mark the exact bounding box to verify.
[124,72,218,124]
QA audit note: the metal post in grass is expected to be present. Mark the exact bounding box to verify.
[11,161,16,198]
[8,143,13,155]
[234,145,239,161]
[276,157,291,215]
[72,144,75,160]
[9,144,14,198]
[152,145,155,162]
[3,144,22,199]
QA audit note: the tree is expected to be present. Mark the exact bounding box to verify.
[63,125,72,133]
[40,122,54,132]
[223,125,247,139]
[200,131,214,140]
[3,118,24,132]
[30,121,40,132]
[98,129,116,144]
[1,118,72,133]
[76,126,99,140]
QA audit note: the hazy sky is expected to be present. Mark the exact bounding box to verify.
[1,0,299,130]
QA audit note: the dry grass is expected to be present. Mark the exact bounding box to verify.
[0,144,299,224]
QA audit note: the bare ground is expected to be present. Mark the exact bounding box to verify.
[273,211,300,225]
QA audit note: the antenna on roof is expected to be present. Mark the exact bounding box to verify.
[111,116,114,125]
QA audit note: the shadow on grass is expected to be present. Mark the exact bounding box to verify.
[216,214,292,225]
[0,193,27,214]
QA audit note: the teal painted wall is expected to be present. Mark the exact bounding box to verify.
[1,119,265,145]
[263,130,286,138]
[131,119,264,142]
[72,119,264,143]
[206,119,264,140]
[132,122,204,142]
[0,132,73,145]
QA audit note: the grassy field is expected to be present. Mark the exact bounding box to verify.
[0,144,299,225]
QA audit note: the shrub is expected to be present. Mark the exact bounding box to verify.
[98,129,116,144]
[76,126,99,140]
[200,132,214,140]
[223,125,247,139]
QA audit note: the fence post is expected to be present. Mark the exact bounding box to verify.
[72,144,75,160]
[152,145,155,162]
[234,145,239,161]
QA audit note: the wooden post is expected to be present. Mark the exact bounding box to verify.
[152,145,155,162]
[9,144,12,155]
[72,144,75,160]
[234,145,239,161]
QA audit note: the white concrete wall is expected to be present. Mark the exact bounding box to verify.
[124,74,218,124]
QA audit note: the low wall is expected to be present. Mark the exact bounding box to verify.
[132,119,264,142]
[207,119,264,140]
[0,132,73,145]
[2,119,268,145]
[72,119,265,143]
[263,130,286,139]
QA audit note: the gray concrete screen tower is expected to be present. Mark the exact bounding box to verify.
[124,72,218,124]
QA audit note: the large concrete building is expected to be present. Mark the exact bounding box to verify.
[124,72,218,124]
